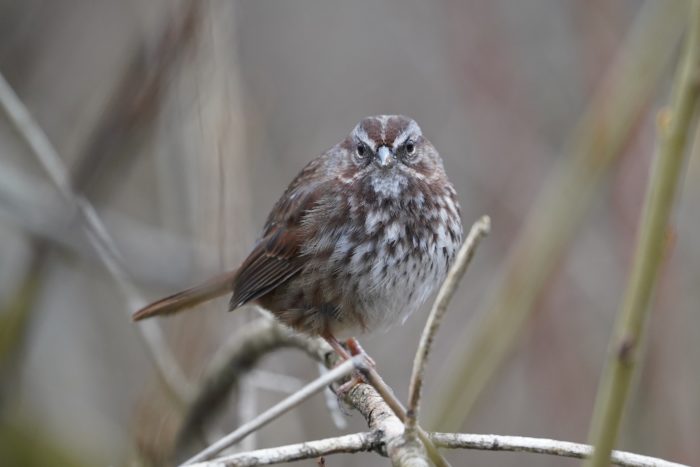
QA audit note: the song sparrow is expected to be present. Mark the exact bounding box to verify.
[133,115,463,359]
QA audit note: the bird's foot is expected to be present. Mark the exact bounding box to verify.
[322,334,376,395]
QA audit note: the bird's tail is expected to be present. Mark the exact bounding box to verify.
[132,270,238,321]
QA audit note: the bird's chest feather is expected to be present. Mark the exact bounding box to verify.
[327,187,459,328]
[295,175,462,333]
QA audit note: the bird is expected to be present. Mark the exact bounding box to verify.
[133,115,463,361]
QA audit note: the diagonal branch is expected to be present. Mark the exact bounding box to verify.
[176,318,434,466]
[177,216,495,467]
[181,356,366,465]
[175,318,317,458]
[406,215,490,432]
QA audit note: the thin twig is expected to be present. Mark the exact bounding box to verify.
[177,316,686,467]
[182,356,365,465]
[431,1,688,431]
[406,216,490,432]
[0,71,193,406]
[584,3,700,466]
[188,431,688,467]
[187,432,378,467]
[320,363,349,430]
[190,319,441,466]
[175,318,318,459]
[238,378,258,452]
[430,433,688,467]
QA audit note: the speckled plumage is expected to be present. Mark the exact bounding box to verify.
[134,115,462,345]
[234,115,462,338]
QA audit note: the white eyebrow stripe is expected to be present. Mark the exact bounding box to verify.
[392,120,422,149]
[355,126,376,151]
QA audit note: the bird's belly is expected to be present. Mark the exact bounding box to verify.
[319,230,453,336]
[351,250,446,332]
[269,209,460,337]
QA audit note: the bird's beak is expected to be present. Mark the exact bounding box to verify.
[375,146,394,168]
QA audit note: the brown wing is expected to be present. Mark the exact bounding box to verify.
[230,227,304,309]
[230,155,328,310]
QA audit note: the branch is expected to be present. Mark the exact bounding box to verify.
[187,432,377,467]
[181,356,366,465]
[178,214,496,467]
[0,71,193,406]
[584,2,700,466]
[188,432,688,467]
[431,433,688,467]
[176,318,317,458]
[360,368,434,466]
[171,209,686,466]
[406,216,490,431]
[178,318,436,466]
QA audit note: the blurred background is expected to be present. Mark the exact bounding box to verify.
[1,0,698,466]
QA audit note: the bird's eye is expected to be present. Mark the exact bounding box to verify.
[357,144,367,158]
[405,142,415,155]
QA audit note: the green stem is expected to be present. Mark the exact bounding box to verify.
[584,3,700,466]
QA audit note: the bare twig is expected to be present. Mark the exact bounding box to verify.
[430,433,688,467]
[178,310,686,466]
[585,3,700,466]
[238,378,258,452]
[182,318,442,466]
[320,363,349,430]
[182,356,365,465]
[188,431,688,467]
[406,216,490,432]
[187,432,378,467]
[176,318,314,457]
[0,71,193,406]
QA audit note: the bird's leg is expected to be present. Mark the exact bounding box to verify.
[321,334,376,395]
[345,337,376,367]
[323,334,352,361]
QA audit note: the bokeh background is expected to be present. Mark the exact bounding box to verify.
[1,1,698,466]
